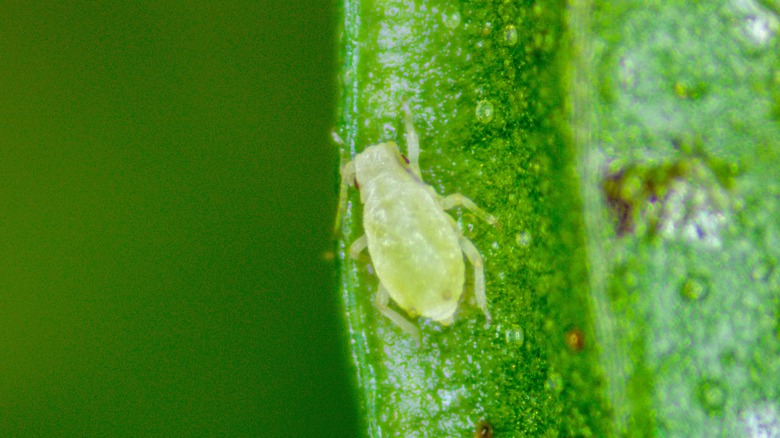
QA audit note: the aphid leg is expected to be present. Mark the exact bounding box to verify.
[335,161,356,233]
[348,235,368,259]
[441,193,499,226]
[458,236,491,325]
[331,129,344,145]
[401,103,422,179]
[376,283,421,344]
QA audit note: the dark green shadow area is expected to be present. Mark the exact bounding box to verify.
[0,2,358,436]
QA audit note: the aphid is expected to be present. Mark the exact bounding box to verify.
[340,104,496,342]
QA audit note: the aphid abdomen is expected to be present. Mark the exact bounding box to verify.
[364,179,465,322]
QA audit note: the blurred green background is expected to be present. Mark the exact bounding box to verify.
[0,2,359,436]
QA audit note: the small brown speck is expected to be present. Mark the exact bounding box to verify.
[475,419,493,438]
[565,327,585,352]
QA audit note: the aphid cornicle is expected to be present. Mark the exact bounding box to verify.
[340,104,496,342]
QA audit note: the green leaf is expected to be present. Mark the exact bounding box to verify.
[574,0,780,435]
[335,0,780,435]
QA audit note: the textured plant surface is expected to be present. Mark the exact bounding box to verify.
[334,0,780,436]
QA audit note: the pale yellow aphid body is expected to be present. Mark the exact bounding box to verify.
[341,105,495,342]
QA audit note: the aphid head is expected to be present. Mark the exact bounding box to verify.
[354,142,410,186]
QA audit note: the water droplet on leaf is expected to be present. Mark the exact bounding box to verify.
[680,275,711,301]
[505,326,524,345]
[476,100,495,123]
[515,231,532,247]
[442,9,461,29]
[502,25,518,46]
[697,379,726,415]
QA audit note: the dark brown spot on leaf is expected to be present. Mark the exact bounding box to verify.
[565,327,585,352]
[474,419,493,438]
